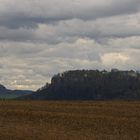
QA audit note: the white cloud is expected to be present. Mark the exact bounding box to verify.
[101,53,130,67]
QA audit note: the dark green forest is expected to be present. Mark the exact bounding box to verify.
[23,69,140,100]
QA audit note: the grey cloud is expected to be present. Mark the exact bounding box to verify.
[0,0,139,43]
[0,0,140,90]
[1,36,140,90]
[1,12,140,43]
[0,0,139,29]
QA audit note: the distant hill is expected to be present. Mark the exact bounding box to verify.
[0,84,32,99]
[20,70,140,100]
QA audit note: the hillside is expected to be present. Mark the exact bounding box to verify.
[20,70,140,100]
[0,85,32,99]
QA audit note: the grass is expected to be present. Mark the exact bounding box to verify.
[0,101,139,140]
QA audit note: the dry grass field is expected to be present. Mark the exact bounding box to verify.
[0,101,139,140]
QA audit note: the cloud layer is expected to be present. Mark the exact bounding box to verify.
[0,0,140,90]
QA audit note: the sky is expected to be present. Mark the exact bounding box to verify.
[0,0,140,90]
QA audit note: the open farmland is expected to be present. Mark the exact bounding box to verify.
[0,101,139,140]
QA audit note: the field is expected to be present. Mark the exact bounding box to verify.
[0,101,139,140]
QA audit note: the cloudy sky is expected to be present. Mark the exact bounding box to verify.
[0,0,140,90]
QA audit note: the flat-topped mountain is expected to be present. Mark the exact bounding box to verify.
[20,70,140,100]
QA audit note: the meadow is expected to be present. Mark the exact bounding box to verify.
[0,101,139,140]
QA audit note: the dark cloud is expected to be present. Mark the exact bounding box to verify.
[0,0,139,29]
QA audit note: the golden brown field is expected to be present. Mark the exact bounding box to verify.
[0,101,139,140]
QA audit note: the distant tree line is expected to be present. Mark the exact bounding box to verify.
[26,69,140,100]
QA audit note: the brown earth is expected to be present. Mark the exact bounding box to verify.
[0,101,139,140]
